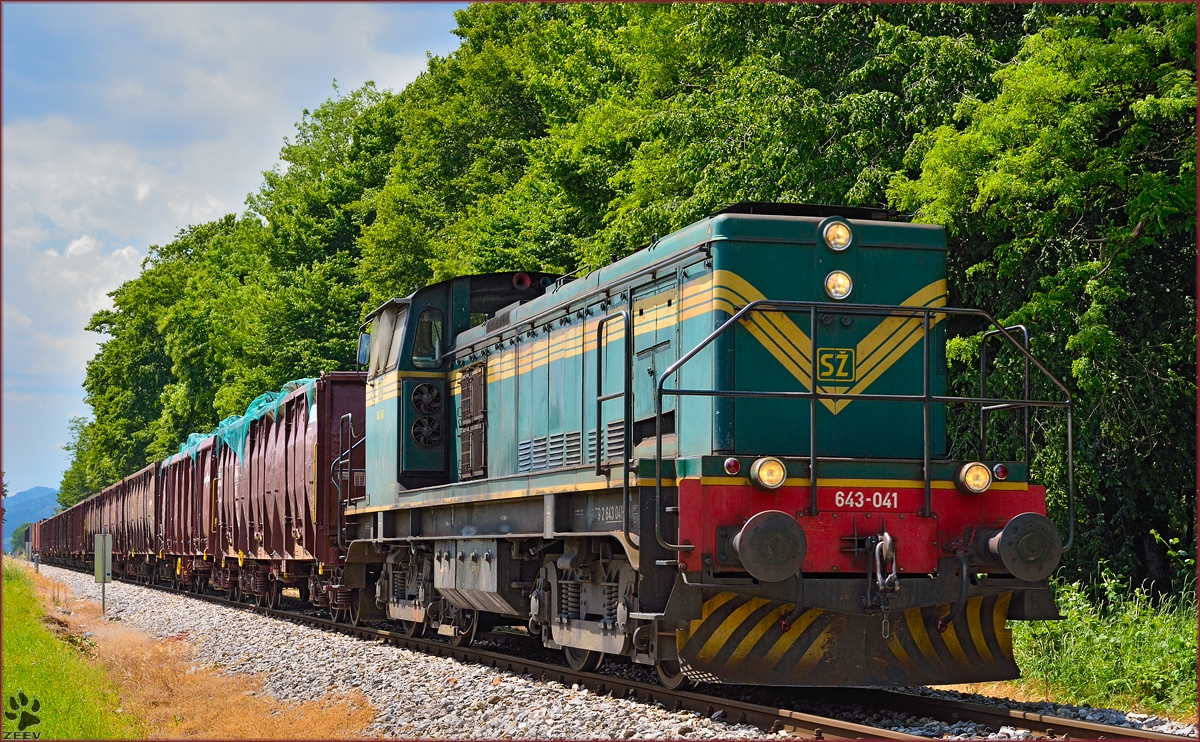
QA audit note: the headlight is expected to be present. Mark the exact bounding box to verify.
[824,271,853,300]
[750,457,787,490]
[956,462,993,494]
[823,222,852,251]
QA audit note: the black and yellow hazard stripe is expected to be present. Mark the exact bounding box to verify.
[676,591,1018,686]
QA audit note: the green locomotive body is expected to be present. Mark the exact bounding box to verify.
[348,203,1069,686]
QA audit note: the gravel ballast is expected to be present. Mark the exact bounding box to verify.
[41,566,767,740]
[40,566,1196,739]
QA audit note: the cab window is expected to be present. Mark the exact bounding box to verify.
[367,307,408,379]
[412,308,444,368]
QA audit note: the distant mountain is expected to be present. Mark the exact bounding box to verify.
[3,486,59,552]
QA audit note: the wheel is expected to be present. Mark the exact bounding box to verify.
[564,646,604,672]
[227,583,239,602]
[298,584,311,605]
[254,591,266,608]
[266,582,281,610]
[447,609,477,647]
[193,574,204,594]
[397,620,426,638]
[347,594,362,626]
[656,659,691,691]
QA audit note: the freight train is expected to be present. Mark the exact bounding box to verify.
[31,202,1075,689]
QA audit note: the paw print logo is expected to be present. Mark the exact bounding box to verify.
[4,691,41,731]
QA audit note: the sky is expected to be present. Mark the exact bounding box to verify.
[2,3,466,494]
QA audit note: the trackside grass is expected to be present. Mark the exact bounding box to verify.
[1012,574,1197,719]
[1,560,142,739]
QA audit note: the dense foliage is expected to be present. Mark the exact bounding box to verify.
[60,4,1195,589]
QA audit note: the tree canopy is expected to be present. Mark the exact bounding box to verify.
[60,4,1195,589]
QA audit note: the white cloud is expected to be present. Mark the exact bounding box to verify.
[1,2,465,493]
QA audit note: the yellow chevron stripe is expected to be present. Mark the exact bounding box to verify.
[723,604,792,671]
[761,608,823,668]
[886,623,920,672]
[966,597,994,664]
[906,607,947,673]
[712,271,946,415]
[795,623,835,675]
[940,618,972,669]
[688,592,739,637]
[993,592,1013,657]
[696,597,771,664]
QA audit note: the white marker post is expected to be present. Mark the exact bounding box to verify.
[95,533,112,616]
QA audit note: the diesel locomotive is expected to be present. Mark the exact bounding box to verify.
[32,202,1075,689]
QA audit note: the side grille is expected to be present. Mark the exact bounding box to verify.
[531,436,548,470]
[518,439,533,473]
[606,420,626,463]
[564,431,583,467]
[547,433,565,470]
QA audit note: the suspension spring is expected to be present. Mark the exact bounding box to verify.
[562,581,581,620]
[391,570,407,602]
[603,584,618,623]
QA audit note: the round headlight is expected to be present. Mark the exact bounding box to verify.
[956,462,993,494]
[823,222,852,251]
[750,457,787,490]
[824,271,853,300]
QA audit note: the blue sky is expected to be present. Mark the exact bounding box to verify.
[2,3,466,494]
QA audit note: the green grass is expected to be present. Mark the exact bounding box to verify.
[1,560,142,739]
[1012,573,1197,718]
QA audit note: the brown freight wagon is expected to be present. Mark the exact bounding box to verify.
[172,373,365,612]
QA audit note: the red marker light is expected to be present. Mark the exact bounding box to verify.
[992,463,1009,481]
[723,458,741,475]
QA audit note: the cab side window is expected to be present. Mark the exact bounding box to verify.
[412,308,444,368]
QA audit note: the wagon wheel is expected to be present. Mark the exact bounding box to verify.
[564,646,603,673]
[411,417,442,447]
[411,383,442,414]
[397,619,426,638]
[655,659,691,691]
[265,582,281,610]
[447,609,477,647]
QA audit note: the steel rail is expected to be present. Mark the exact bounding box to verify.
[46,563,1190,741]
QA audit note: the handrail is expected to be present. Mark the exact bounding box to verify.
[594,310,637,550]
[331,413,365,552]
[981,325,1031,466]
[654,299,1075,556]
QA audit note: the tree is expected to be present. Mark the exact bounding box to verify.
[889,4,1196,588]
[10,522,32,556]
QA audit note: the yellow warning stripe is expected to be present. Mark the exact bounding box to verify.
[761,608,824,668]
[966,596,994,664]
[696,597,771,664]
[723,604,792,670]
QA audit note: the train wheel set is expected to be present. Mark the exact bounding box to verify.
[31,202,1076,689]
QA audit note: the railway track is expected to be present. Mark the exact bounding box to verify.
[50,565,1189,741]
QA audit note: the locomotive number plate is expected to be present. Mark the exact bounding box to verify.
[817,348,856,382]
[834,490,899,509]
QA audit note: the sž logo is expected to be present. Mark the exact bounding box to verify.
[3,691,41,739]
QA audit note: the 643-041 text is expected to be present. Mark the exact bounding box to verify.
[833,490,899,509]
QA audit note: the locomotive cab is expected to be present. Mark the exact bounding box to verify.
[362,273,560,497]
